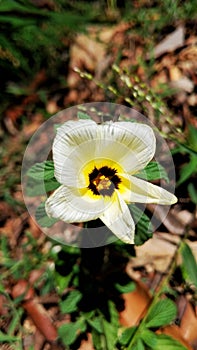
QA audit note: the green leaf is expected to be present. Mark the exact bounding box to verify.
[136,161,169,183]
[180,242,197,287]
[173,140,197,156]
[77,111,91,119]
[60,290,82,314]
[177,154,197,186]
[97,302,119,350]
[27,161,55,180]
[25,176,60,196]
[153,334,188,350]
[135,338,145,350]
[108,300,119,325]
[119,326,137,345]
[187,124,197,152]
[0,331,19,342]
[115,281,135,293]
[58,322,79,346]
[102,319,118,350]
[26,161,60,196]
[188,183,197,204]
[54,124,62,131]
[55,271,74,294]
[77,318,87,333]
[140,329,157,348]
[35,202,58,227]
[145,299,177,328]
[129,204,153,245]
[92,329,103,350]
[87,317,103,334]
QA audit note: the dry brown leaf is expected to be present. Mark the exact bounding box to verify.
[178,44,197,71]
[22,113,44,139]
[153,25,185,58]
[170,77,194,93]
[169,66,182,81]
[134,233,177,272]
[158,325,193,350]
[147,204,185,235]
[178,297,197,348]
[119,281,151,327]
[28,216,43,239]
[0,202,14,222]
[68,34,106,88]
[188,93,197,106]
[77,333,95,350]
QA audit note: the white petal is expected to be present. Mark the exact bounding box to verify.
[99,191,135,244]
[95,122,156,174]
[53,120,156,187]
[121,175,177,205]
[53,120,98,184]
[45,185,106,223]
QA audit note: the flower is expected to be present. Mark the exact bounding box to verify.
[45,119,177,244]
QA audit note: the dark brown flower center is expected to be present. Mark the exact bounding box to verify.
[88,166,121,196]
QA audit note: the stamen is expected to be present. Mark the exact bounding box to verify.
[88,166,121,196]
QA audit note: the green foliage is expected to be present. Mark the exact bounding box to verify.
[151,334,188,350]
[54,246,80,294]
[172,125,197,203]
[0,232,45,280]
[0,332,20,342]
[135,338,145,350]
[187,124,197,153]
[136,161,169,183]
[0,233,55,350]
[0,296,23,349]
[125,333,188,350]
[58,298,119,349]
[119,326,137,345]
[27,161,55,180]
[177,154,197,186]
[188,183,197,205]
[91,302,119,350]
[0,0,104,112]
[172,125,197,187]
[140,329,157,348]
[87,317,103,334]
[119,298,178,350]
[145,299,177,328]
[35,202,58,227]
[115,281,135,293]
[129,204,153,245]
[122,0,197,36]
[180,242,197,288]
[58,319,87,346]
[77,111,92,120]
[76,65,166,119]
[26,161,60,197]
[0,0,97,71]
[60,290,82,313]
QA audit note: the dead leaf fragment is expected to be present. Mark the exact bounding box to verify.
[154,25,185,58]
[78,333,95,350]
[119,281,151,327]
[178,297,197,348]
[158,325,193,350]
[134,233,177,272]
[170,77,194,93]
